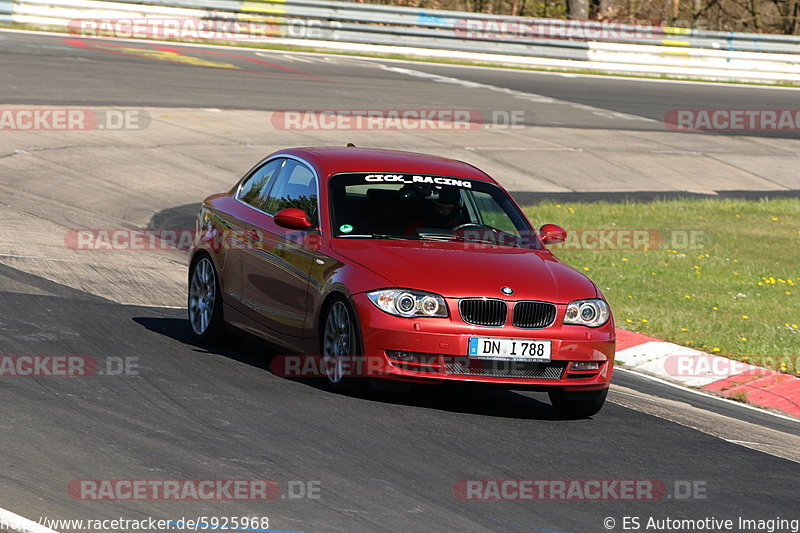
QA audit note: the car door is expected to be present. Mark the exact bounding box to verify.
[242,158,321,339]
[211,157,284,313]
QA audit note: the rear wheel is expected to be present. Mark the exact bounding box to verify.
[188,255,227,344]
[549,388,608,419]
[321,298,366,392]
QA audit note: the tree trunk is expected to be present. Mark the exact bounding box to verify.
[749,0,762,30]
[671,0,680,23]
[692,0,702,26]
[789,0,800,34]
[569,0,590,18]
[596,0,616,18]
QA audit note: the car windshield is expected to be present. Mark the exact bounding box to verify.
[329,173,542,249]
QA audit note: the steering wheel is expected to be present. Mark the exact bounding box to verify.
[451,223,492,232]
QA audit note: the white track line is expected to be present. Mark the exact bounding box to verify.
[380,64,656,122]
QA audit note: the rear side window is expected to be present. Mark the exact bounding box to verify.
[264,160,319,224]
[237,158,284,211]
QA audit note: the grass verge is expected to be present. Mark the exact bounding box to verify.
[523,198,800,375]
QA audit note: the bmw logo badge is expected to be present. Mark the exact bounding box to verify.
[501,286,514,295]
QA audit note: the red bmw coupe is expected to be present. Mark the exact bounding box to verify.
[189,147,615,417]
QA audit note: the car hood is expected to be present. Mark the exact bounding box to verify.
[331,239,598,303]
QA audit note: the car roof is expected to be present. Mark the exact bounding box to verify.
[274,147,497,183]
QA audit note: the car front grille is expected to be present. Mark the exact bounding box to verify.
[444,359,566,379]
[513,301,557,328]
[459,298,507,327]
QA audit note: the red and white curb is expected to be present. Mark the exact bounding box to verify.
[615,328,800,419]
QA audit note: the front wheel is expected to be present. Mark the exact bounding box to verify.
[321,298,366,392]
[188,255,227,344]
[549,388,608,419]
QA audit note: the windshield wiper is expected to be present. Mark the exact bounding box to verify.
[418,235,456,241]
[450,228,523,248]
[450,235,521,247]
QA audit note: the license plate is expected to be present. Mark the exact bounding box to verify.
[468,337,552,362]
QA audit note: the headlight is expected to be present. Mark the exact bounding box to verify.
[564,299,610,327]
[367,289,448,318]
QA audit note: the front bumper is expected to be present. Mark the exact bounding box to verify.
[352,293,615,390]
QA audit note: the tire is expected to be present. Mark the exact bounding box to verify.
[188,255,228,344]
[549,388,608,419]
[320,297,367,392]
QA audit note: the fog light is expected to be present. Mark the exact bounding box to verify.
[571,361,600,371]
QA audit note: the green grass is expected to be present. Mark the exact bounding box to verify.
[523,198,800,375]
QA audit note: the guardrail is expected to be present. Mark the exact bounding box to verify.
[1,0,799,82]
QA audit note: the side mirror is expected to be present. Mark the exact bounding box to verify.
[539,224,567,245]
[274,208,313,230]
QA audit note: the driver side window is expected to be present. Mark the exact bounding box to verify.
[469,190,520,236]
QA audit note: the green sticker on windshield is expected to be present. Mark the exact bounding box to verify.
[340,224,354,233]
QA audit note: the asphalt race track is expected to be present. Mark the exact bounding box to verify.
[1,29,799,533]
[4,31,800,136]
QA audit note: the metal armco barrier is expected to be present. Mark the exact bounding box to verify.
[1,0,799,82]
